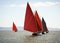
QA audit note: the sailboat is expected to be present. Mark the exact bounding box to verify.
[12,22,17,32]
[42,17,49,34]
[24,3,43,36]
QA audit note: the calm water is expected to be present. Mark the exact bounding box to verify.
[0,27,23,31]
[0,27,60,31]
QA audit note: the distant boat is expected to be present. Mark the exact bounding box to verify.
[42,17,49,34]
[12,22,17,32]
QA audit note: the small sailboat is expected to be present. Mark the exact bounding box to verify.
[24,3,39,35]
[12,22,17,32]
[42,17,49,34]
[24,3,43,36]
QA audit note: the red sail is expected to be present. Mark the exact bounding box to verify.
[24,3,38,32]
[12,22,17,32]
[42,17,49,32]
[34,11,43,32]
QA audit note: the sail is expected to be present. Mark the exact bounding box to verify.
[12,22,17,32]
[24,3,38,32]
[34,11,43,32]
[42,17,48,32]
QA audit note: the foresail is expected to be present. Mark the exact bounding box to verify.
[42,17,48,32]
[34,11,43,32]
[12,22,17,32]
[24,3,38,32]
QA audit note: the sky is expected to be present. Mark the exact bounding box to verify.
[0,0,60,28]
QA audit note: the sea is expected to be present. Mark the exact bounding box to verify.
[0,27,60,31]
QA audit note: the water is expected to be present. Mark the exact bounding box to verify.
[0,31,60,43]
[0,27,60,31]
[0,27,23,31]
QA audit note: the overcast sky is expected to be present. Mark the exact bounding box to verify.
[0,0,60,28]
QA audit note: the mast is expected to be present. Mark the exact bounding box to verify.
[24,3,38,32]
[34,11,43,32]
[12,22,17,32]
[42,17,49,33]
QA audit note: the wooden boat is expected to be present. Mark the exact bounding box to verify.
[24,3,43,36]
[42,17,49,34]
[12,22,17,32]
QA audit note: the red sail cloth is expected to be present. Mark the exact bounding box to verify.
[12,22,17,32]
[24,3,38,32]
[34,11,43,32]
